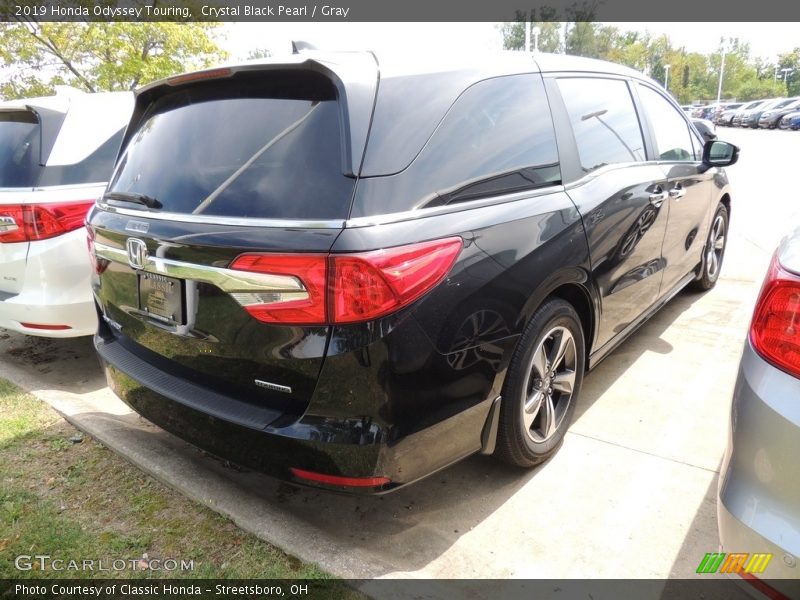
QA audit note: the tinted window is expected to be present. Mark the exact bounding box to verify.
[39,128,123,187]
[0,111,40,188]
[637,85,694,162]
[557,78,646,174]
[108,73,355,220]
[352,74,560,216]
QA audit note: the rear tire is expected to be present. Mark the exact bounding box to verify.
[495,298,585,468]
[691,203,728,292]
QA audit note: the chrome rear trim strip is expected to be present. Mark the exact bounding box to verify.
[93,242,306,294]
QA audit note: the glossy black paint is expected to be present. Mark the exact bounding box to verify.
[89,52,733,492]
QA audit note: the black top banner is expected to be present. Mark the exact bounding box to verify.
[2,0,800,22]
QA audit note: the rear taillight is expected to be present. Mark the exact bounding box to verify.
[86,226,108,275]
[750,253,800,378]
[228,254,328,325]
[330,238,463,323]
[0,201,96,243]
[229,237,463,325]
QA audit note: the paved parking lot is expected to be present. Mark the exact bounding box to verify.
[1,127,797,582]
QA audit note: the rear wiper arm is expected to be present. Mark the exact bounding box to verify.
[103,191,162,210]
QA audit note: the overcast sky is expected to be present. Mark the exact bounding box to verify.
[219,22,799,62]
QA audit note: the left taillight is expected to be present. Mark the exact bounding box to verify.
[750,253,800,378]
[0,201,96,243]
[228,237,463,326]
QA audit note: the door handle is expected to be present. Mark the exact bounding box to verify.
[669,184,686,200]
[649,187,667,207]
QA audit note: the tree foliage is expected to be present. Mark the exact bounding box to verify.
[0,21,226,99]
[502,22,795,104]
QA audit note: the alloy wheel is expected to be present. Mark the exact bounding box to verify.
[521,326,577,443]
[706,213,726,279]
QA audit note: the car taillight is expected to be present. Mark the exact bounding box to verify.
[229,237,463,325]
[228,254,328,325]
[750,253,800,378]
[0,201,96,243]
[86,226,108,275]
[330,237,463,323]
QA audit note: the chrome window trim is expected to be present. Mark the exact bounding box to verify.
[96,202,346,230]
[95,184,565,230]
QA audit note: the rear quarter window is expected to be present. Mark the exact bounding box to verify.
[352,73,561,217]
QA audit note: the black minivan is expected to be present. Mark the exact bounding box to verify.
[87,51,738,492]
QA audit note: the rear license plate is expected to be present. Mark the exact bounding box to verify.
[138,273,185,324]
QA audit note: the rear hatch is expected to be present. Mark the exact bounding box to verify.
[0,110,41,296]
[89,61,376,414]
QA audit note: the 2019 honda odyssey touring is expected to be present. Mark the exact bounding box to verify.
[0,87,132,336]
[87,51,738,492]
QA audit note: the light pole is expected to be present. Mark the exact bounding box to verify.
[664,64,671,91]
[532,25,541,53]
[779,68,793,93]
[716,40,728,107]
[525,20,531,52]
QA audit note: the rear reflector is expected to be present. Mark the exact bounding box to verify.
[289,467,390,488]
[738,572,791,600]
[750,253,800,378]
[20,323,71,331]
[229,237,463,325]
[0,201,96,243]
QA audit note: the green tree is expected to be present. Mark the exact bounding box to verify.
[0,21,226,99]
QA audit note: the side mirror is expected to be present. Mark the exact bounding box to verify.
[703,140,739,167]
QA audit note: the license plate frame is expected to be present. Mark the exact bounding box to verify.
[137,272,185,325]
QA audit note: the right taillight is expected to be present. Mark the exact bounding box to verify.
[229,237,463,326]
[330,237,463,324]
[750,253,800,378]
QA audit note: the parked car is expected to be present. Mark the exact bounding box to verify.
[709,102,741,124]
[758,97,800,128]
[779,111,800,130]
[718,229,800,599]
[87,51,738,492]
[716,102,749,126]
[692,118,717,142]
[742,98,789,128]
[0,87,133,337]
[731,100,768,127]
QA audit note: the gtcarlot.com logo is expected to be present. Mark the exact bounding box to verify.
[696,552,772,574]
[15,554,194,572]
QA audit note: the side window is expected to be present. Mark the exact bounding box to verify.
[556,77,646,174]
[420,74,561,207]
[637,85,695,162]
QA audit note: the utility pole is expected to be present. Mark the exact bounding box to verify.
[525,20,531,52]
[532,25,541,53]
[664,64,671,91]
[716,42,727,106]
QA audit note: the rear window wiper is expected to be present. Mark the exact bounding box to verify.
[103,191,162,210]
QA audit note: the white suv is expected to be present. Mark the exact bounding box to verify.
[0,87,133,337]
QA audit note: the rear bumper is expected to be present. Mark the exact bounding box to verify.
[95,325,498,493]
[718,341,800,585]
[0,229,96,337]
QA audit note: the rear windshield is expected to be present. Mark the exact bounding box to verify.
[0,111,40,187]
[108,72,355,220]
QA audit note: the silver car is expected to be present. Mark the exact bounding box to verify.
[718,229,800,598]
